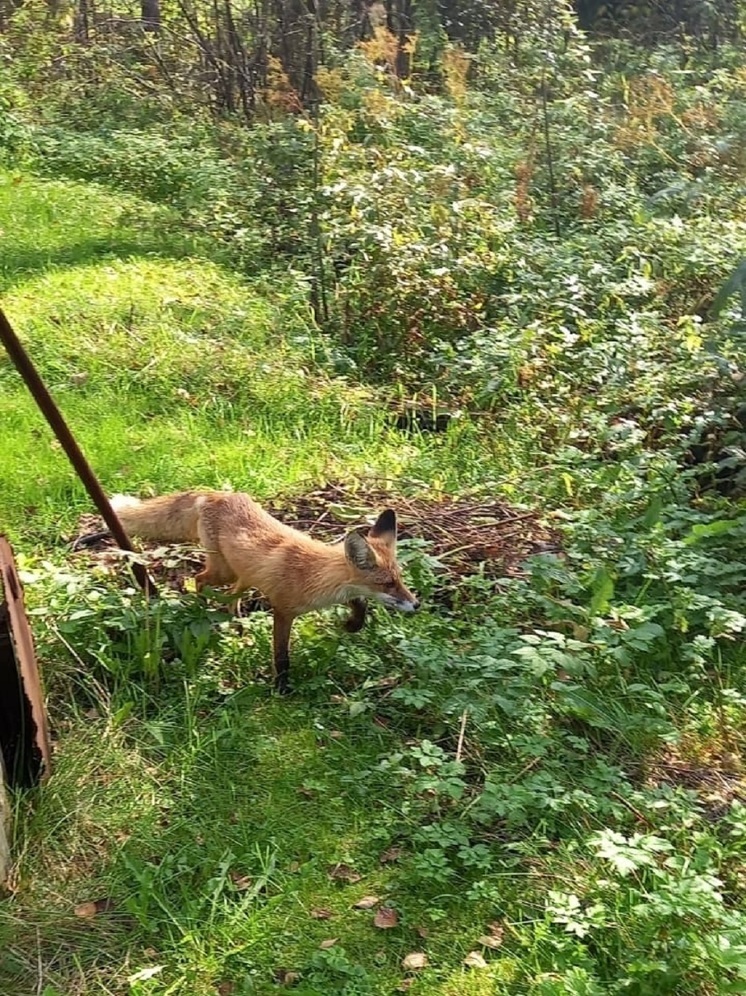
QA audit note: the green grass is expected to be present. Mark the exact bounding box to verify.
[2,140,746,995]
[0,171,524,995]
[4,680,522,995]
[0,172,505,544]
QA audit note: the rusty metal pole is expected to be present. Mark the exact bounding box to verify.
[0,308,158,597]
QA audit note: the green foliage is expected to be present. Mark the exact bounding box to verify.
[2,7,746,996]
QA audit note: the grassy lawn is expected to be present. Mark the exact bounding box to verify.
[1,171,523,995]
[0,172,503,545]
[1,131,745,994]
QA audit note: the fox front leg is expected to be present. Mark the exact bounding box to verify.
[272,610,294,695]
[344,597,368,633]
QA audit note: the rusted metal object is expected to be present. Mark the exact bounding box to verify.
[0,307,157,597]
[0,536,52,884]
[0,536,51,785]
[0,770,9,885]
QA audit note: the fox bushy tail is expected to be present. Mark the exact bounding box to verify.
[110,491,208,543]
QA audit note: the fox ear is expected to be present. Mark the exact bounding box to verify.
[344,530,377,571]
[369,508,397,547]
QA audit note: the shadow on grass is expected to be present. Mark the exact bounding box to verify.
[0,236,204,295]
[0,659,407,995]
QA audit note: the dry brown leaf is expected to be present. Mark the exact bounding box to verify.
[229,872,252,891]
[377,676,399,688]
[396,981,414,992]
[415,926,429,939]
[74,898,113,918]
[479,921,504,948]
[401,952,428,971]
[310,908,333,920]
[328,862,362,884]
[379,846,404,864]
[273,969,301,986]
[74,902,98,919]
[464,951,488,969]
[329,730,344,739]
[373,906,399,929]
[478,934,502,949]
[217,983,235,995]
[319,938,338,949]
[297,787,315,799]
[353,895,380,909]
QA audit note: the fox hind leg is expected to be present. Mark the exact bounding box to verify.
[195,552,236,593]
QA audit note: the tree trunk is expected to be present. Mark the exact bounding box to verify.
[74,0,91,42]
[141,0,161,32]
[395,0,413,78]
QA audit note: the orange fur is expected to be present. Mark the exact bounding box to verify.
[111,490,419,692]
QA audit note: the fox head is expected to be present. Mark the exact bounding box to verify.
[344,509,420,613]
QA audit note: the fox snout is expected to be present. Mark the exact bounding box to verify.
[377,590,420,613]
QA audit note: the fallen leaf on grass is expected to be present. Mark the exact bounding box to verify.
[74,898,114,918]
[217,983,235,995]
[274,969,301,986]
[328,862,362,884]
[402,952,428,971]
[379,846,404,864]
[478,922,504,948]
[415,926,429,939]
[127,966,165,983]
[396,980,414,992]
[478,934,502,949]
[463,951,488,969]
[374,906,399,929]
[229,872,252,891]
[310,908,333,920]
[353,895,380,909]
[319,938,338,949]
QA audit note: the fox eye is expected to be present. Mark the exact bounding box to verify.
[384,580,398,590]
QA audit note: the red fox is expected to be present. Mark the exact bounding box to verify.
[110,490,419,693]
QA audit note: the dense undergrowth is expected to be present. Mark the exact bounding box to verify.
[1,5,746,995]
